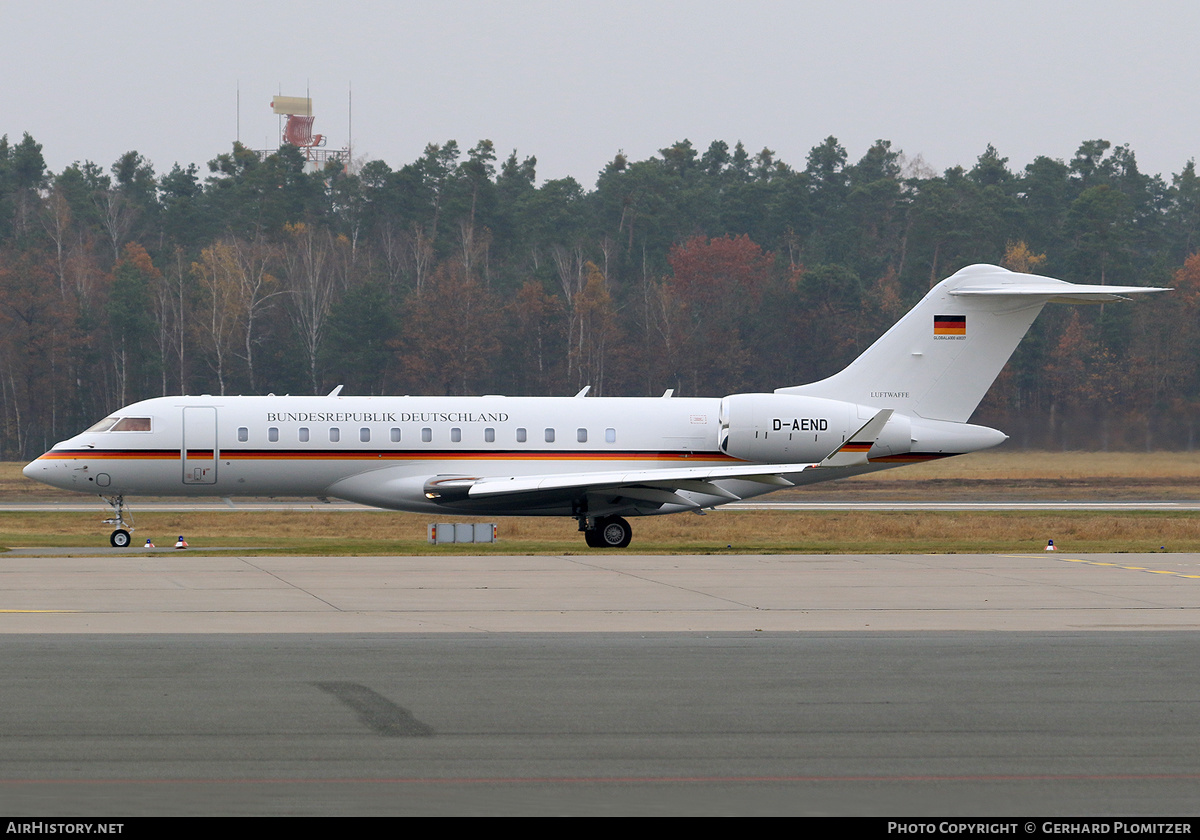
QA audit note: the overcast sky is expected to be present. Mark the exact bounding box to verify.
[6,1,1198,187]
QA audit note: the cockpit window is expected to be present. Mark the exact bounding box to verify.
[84,417,120,433]
[111,417,152,432]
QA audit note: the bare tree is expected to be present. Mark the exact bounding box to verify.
[552,244,586,384]
[404,223,434,293]
[280,223,343,394]
[192,243,241,395]
[152,249,189,395]
[95,189,136,264]
[228,236,284,393]
[40,186,72,298]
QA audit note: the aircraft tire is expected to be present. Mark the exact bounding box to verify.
[595,516,632,548]
[584,527,603,548]
[110,529,131,548]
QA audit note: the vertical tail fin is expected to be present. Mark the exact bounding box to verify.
[777,264,1167,423]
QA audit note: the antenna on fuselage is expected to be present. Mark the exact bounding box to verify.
[327,385,344,397]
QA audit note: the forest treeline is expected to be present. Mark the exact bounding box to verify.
[0,131,1199,458]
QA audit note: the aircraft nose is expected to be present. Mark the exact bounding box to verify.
[22,454,61,487]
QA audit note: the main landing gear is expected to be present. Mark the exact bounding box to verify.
[580,515,633,549]
[102,495,134,547]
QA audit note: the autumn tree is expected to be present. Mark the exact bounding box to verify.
[571,262,618,394]
[397,261,499,395]
[666,234,774,394]
[1149,254,1200,443]
[1001,240,1047,274]
[502,280,565,395]
[0,245,75,455]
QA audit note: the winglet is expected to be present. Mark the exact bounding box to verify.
[820,409,893,467]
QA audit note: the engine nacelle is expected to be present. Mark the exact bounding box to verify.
[719,393,915,463]
[719,394,850,462]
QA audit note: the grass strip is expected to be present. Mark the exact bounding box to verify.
[1,509,1196,555]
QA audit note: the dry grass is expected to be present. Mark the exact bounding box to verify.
[0,508,1195,555]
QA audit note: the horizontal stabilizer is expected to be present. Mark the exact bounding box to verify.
[950,277,1168,302]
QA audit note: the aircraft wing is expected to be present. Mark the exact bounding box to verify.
[426,409,895,509]
[460,461,810,499]
[421,460,817,512]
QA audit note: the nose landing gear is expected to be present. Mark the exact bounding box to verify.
[102,495,134,548]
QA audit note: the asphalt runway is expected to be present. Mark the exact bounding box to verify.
[2,551,1199,816]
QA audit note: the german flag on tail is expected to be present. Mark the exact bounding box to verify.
[934,314,966,336]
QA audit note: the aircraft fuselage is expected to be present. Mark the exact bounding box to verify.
[22,393,997,518]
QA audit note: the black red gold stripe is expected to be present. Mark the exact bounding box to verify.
[36,446,955,466]
[838,442,873,453]
[36,448,741,464]
[868,453,957,463]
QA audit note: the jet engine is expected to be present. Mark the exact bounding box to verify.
[718,393,913,463]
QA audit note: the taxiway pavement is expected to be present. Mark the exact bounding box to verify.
[1,550,1198,632]
[2,550,1199,816]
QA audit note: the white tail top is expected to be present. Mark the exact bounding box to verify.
[777,264,1167,423]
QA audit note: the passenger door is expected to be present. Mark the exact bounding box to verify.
[182,406,218,485]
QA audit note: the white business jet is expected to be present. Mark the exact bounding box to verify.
[24,264,1165,548]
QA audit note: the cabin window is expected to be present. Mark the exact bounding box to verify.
[85,417,120,433]
[298,427,309,442]
[606,428,617,443]
[329,428,340,442]
[484,428,495,443]
[577,428,587,443]
[237,427,248,442]
[450,428,461,443]
[112,417,152,432]
[545,428,555,443]
[360,427,371,442]
[268,427,279,442]
[516,427,527,443]
[390,428,401,442]
[421,428,432,443]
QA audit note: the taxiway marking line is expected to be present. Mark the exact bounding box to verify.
[1007,554,1200,580]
